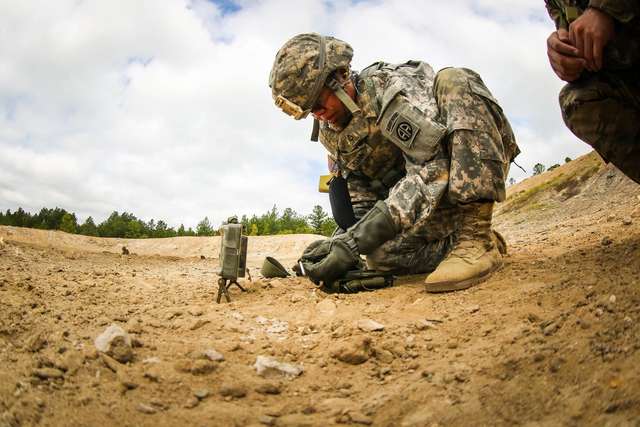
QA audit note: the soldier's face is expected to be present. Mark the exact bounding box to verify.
[312,82,356,128]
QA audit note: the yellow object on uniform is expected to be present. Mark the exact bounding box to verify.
[318,175,333,193]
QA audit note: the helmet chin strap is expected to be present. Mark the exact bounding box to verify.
[311,78,360,142]
[327,78,361,115]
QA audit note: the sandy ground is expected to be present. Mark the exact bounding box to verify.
[1,152,639,427]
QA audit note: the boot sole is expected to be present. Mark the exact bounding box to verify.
[425,261,502,293]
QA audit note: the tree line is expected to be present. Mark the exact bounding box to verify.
[0,205,337,238]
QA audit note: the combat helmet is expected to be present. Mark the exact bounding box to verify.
[269,33,360,138]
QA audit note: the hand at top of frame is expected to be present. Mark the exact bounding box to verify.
[569,7,615,72]
[547,28,587,82]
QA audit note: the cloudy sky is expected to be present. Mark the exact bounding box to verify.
[0,0,589,229]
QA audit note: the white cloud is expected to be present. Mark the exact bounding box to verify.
[0,0,589,228]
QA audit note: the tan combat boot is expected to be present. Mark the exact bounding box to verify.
[425,202,503,292]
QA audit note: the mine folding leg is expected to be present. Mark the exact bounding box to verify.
[216,278,247,304]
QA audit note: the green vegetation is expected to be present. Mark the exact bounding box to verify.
[533,163,546,175]
[0,205,337,239]
[504,154,603,212]
[240,205,335,236]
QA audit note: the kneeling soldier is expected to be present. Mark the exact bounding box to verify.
[269,33,519,292]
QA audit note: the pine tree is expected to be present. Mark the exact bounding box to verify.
[59,213,78,234]
[196,217,213,236]
[533,163,546,176]
[79,216,99,236]
[308,205,328,235]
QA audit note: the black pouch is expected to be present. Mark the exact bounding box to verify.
[329,176,357,231]
[321,270,395,294]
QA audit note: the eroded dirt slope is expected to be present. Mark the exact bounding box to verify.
[1,151,639,427]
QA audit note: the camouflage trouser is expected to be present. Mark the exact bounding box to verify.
[366,203,460,275]
[346,172,460,274]
[366,232,454,275]
[434,67,519,203]
[559,70,640,184]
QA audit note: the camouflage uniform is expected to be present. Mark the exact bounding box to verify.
[546,0,640,184]
[319,62,519,274]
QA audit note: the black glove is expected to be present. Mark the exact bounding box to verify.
[298,201,397,284]
[303,238,360,284]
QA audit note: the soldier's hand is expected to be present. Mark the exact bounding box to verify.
[569,7,615,72]
[300,239,332,263]
[301,239,359,285]
[547,29,586,82]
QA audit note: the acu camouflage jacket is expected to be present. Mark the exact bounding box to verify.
[318,61,458,233]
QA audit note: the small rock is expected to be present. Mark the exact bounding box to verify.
[608,294,617,304]
[122,246,130,255]
[549,357,565,373]
[349,411,374,425]
[259,415,277,426]
[316,299,337,317]
[194,389,210,400]
[26,332,48,353]
[59,351,83,375]
[200,255,206,260]
[332,338,372,365]
[532,353,545,363]
[601,236,613,246]
[126,319,143,334]
[184,397,199,409]
[254,356,303,378]
[622,218,632,226]
[301,406,316,414]
[142,357,161,364]
[357,319,385,332]
[467,304,480,314]
[290,294,303,303]
[374,349,394,364]
[414,319,439,330]
[542,322,558,336]
[100,354,121,373]
[143,369,160,382]
[189,319,210,331]
[255,383,281,395]
[421,370,434,381]
[190,360,216,375]
[136,403,156,414]
[446,340,458,349]
[219,384,247,398]
[94,324,133,363]
[188,307,204,316]
[202,349,224,362]
[118,370,139,390]
[32,368,64,380]
[454,371,469,383]
[269,279,284,288]
[265,320,288,335]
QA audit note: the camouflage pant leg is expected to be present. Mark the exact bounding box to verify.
[559,71,640,184]
[366,203,460,275]
[434,67,518,203]
[365,232,454,275]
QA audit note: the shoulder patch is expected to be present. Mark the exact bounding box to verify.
[379,95,447,163]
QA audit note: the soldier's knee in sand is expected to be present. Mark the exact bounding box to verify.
[559,75,640,184]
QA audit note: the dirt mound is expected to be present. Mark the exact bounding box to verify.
[1,151,639,426]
